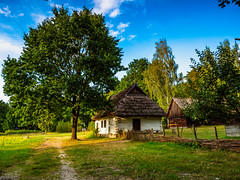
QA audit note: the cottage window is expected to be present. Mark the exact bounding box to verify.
[104,120,107,128]
[101,121,103,128]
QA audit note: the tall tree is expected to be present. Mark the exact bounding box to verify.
[0,100,9,132]
[218,0,240,7]
[186,40,240,123]
[2,7,123,139]
[115,58,149,93]
[143,39,180,111]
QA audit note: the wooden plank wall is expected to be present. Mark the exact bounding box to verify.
[225,124,240,137]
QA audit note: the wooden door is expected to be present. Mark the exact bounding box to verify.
[133,119,141,131]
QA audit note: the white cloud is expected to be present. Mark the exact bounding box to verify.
[93,0,133,18]
[106,22,114,29]
[128,34,136,40]
[0,34,23,102]
[18,13,24,17]
[0,6,25,18]
[119,37,125,42]
[117,22,129,30]
[68,6,82,12]
[109,8,120,18]
[49,0,62,9]
[31,13,47,25]
[48,0,82,13]
[0,23,13,30]
[109,22,130,37]
[0,36,22,60]
[109,29,120,37]
[0,6,11,17]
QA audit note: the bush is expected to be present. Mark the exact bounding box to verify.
[87,121,95,131]
[56,121,72,133]
[3,130,40,135]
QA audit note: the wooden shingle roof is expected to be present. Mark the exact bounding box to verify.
[167,98,193,115]
[92,83,166,120]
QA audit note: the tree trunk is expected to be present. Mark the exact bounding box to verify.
[71,96,78,140]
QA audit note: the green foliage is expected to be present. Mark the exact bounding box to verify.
[186,40,240,123]
[173,80,191,98]
[56,120,71,133]
[115,58,149,94]
[143,39,180,111]
[0,100,9,132]
[87,121,95,131]
[2,7,123,139]
[3,129,40,135]
[218,0,240,7]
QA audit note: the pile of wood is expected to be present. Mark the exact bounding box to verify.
[117,129,155,141]
[199,139,240,152]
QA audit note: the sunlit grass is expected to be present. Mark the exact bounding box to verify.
[66,139,240,179]
[164,125,240,139]
[0,130,239,179]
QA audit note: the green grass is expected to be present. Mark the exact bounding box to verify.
[0,135,44,175]
[65,138,240,179]
[19,148,61,180]
[1,130,240,179]
[0,133,64,179]
[164,125,240,139]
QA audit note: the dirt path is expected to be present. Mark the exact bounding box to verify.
[40,137,78,180]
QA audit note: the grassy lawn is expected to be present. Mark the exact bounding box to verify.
[0,131,239,179]
[164,125,240,140]
[0,133,62,179]
[65,138,240,179]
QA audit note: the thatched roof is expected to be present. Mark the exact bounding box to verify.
[167,98,193,115]
[92,83,166,120]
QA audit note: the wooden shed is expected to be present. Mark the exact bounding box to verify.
[167,98,193,128]
[92,83,166,137]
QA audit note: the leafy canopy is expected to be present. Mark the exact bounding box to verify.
[218,0,240,7]
[143,39,180,111]
[185,40,240,123]
[2,7,123,138]
[115,58,149,94]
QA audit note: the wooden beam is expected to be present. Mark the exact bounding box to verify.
[235,38,240,41]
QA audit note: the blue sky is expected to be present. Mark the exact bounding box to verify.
[0,0,240,102]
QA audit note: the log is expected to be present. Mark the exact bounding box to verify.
[214,127,218,140]
[177,126,179,137]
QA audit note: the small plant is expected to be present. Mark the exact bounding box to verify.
[3,130,39,135]
[87,121,95,131]
[56,120,71,133]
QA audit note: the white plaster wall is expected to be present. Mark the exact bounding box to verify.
[108,118,117,134]
[118,117,162,131]
[141,118,162,131]
[118,118,132,130]
[95,119,109,134]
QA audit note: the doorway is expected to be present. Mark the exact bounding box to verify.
[133,119,141,131]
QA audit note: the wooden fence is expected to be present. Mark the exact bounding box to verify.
[117,129,155,141]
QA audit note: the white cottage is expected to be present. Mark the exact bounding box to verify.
[92,83,166,137]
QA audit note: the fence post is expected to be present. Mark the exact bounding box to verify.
[192,125,198,140]
[177,126,179,137]
[163,126,165,136]
[214,127,218,140]
[181,127,183,137]
[122,128,126,138]
[150,129,154,141]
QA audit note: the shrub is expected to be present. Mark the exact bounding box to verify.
[3,130,40,135]
[56,121,71,133]
[87,121,95,131]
